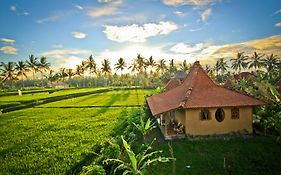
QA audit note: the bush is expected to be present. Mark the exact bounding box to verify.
[79,164,106,175]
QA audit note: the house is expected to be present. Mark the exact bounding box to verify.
[165,71,186,91]
[147,61,265,139]
[224,72,253,88]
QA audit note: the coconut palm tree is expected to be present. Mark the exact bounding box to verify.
[76,64,85,87]
[129,60,138,74]
[156,59,167,75]
[262,54,280,72]
[168,59,177,74]
[136,54,146,74]
[230,52,249,73]
[101,59,111,76]
[15,61,29,88]
[217,58,229,75]
[66,69,75,80]
[85,55,97,77]
[0,62,17,87]
[26,54,39,86]
[59,68,68,82]
[115,57,126,75]
[179,60,190,73]
[38,56,50,87]
[248,52,264,70]
[146,56,156,75]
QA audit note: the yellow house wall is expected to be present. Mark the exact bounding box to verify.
[184,106,253,135]
[175,110,185,124]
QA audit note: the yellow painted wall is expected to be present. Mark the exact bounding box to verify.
[184,107,253,135]
[175,110,185,124]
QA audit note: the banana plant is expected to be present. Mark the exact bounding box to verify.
[105,136,171,175]
[133,117,156,141]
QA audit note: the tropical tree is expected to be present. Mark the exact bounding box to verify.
[115,57,126,75]
[105,136,171,175]
[66,69,75,80]
[59,68,68,82]
[146,56,156,75]
[15,61,29,88]
[179,60,190,73]
[248,52,264,70]
[76,64,85,87]
[133,117,156,142]
[26,55,39,86]
[101,59,111,76]
[85,55,97,77]
[230,52,249,72]
[0,62,17,87]
[262,54,280,73]
[38,56,50,87]
[129,60,138,74]
[156,59,167,75]
[217,58,229,75]
[135,54,146,74]
[168,59,177,74]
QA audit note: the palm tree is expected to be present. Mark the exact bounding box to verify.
[0,62,17,87]
[38,56,50,87]
[76,64,85,87]
[169,59,177,73]
[262,54,280,72]
[136,54,146,74]
[101,59,111,76]
[66,69,75,80]
[217,58,229,75]
[115,57,126,75]
[59,68,68,82]
[129,60,138,74]
[156,59,167,75]
[248,52,264,70]
[230,52,249,73]
[85,55,97,77]
[15,61,29,88]
[26,55,39,86]
[146,56,156,75]
[179,60,190,72]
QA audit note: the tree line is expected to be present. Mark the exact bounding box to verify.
[0,52,280,89]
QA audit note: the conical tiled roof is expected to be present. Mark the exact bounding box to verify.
[147,61,266,116]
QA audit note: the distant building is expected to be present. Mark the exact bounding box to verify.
[224,72,253,88]
[147,61,265,139]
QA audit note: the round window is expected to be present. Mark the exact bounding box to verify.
[215,108,225,122]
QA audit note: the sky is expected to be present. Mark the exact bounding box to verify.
[0,0,281,70]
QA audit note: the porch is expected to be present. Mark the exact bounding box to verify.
[156,110,186,140]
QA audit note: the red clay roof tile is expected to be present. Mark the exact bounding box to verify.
[147,61,266,116]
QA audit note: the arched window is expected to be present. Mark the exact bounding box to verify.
[231,107,239,119]
[215,108,225,122]
[200,109,211,120]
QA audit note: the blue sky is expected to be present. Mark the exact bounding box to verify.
[0,0,281,69]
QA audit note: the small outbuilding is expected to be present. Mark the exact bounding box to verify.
[147,61,265,139]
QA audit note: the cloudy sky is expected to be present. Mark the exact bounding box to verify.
[0,0,281,69]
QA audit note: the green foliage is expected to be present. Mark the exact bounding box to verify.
[79,164,106,175]
[105,136,171,175]
[133,117,156,137]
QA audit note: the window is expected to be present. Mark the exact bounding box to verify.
[231,108,239,119]
[215,108,225,122]
[200,109,211,120]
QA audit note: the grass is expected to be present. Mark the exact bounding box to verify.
[40,89,150,107]
[0,89,151,174]
[147,128,281,175]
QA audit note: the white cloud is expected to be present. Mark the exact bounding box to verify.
[36,11,74,24]
[0,46,17,54]
[74,4,83,10]
[42,49,91,57]
[41,49,92,69]
[103,21,179,43]
[0,38,15,44]
[162,0,216,6]
[88,0,122,17]
[274,9,281,15]
[188,28,202,32]
[71,32,87,39]
[201,8,212,22]
[170,42,211,54]
[23,12,29,16]
[52,44,64,49]
[275,22,281,27]
[174,11,186,17]
[10,5,16,12]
